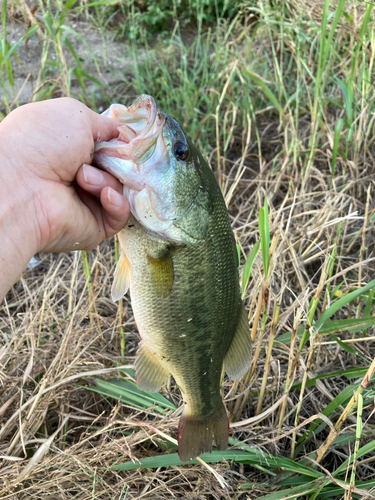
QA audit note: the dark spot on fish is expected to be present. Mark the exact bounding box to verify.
[128,224,134,228]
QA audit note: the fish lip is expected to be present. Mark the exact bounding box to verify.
[94,95,165,165]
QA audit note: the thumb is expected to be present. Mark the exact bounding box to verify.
[88,108,120,143]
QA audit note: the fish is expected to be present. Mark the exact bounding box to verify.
[94,95,252,461]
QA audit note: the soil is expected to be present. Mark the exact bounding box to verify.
[1,18,144,112]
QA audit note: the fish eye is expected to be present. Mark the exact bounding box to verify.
[173,141,189,161]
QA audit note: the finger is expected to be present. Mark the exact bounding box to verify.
[88,107,120,142]
[43,187,106,252]
[100,186,130,236]
[74,187,108,250]
[76,164,124,198]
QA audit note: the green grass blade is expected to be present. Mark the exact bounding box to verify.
[316,480,375,498]
[248,478,328,500]
[241,240,260,296]
[259,198,270,277]
[314,280,375,330]
[291,366,369,390]
[1,24,40,67]
[84,378,176,414]
[295,384,356,453]
[334,439,375,477]
[277,316,375,344]
[242,68,283,115]
[331,118,343,178]
[110,448,323,477]
[328,334,367,362]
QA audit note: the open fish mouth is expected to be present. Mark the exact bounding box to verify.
[94,95,165,168]
[94,94,208,244]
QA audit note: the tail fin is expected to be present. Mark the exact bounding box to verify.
[177,403,229,461]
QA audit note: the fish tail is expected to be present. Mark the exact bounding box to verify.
[177,402,229,461]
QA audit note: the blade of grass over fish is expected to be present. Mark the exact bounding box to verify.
[241,241,260,297]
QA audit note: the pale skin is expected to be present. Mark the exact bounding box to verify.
[0,97,130,302]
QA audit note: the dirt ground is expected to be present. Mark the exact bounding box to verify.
[2,18,143,112]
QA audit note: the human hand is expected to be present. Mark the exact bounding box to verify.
[1,97,129,252]
[0,97,129,300]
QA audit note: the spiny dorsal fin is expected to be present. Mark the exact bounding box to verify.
[147,247,174,299]
[224,302,252,380]
[111,251,131,302]
[136,343,169,392]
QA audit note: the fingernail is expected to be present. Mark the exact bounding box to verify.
[108,187,123,206]
[82,164,103,186]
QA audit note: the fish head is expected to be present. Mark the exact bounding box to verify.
[94,95,211,244]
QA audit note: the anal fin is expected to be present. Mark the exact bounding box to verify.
[135,343,169,393]
[224,302,252,380]
[111,251,131,302]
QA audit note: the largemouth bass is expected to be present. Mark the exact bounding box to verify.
[94,95,252,461]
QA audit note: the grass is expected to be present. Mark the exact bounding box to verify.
[1,0,375,498]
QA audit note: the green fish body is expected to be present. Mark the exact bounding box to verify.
[94,96,252,460]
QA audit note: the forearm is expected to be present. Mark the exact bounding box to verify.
[0,166,39,303]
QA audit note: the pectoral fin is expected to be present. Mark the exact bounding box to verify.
[136,343,169,392]
[111,251,131,302]
[147,247,174,299]
[224,302,252,380]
